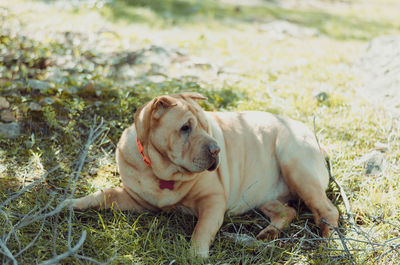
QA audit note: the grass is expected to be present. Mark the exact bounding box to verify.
[1,0,400,264]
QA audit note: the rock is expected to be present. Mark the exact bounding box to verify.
[354,35,400,117]
[146,75,167,83]
[1,110,16,122]
[258,20,319,39]
[43,97,55,105]
[27,79,52,92]
[360,150,385,175]
[374,142,389,152]
[89,167,99,176]
[0,97,10,109]
[0,122,21,139]
[29,102,42,111]
[315,91,329,102]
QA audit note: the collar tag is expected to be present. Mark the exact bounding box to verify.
[159,179,175,190]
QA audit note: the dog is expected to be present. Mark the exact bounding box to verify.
[70,92,339,257]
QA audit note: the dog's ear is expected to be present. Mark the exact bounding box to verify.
[134,95,177,145]
[134,102,151,145]
[179,92,207,101]
[152,95,178,120]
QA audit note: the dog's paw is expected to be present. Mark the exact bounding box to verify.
[256,225,281,240]
[190,245,209,258]
[196,250,209,258]
[63,198,86,210]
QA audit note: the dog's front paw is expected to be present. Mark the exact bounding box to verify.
[190,244,209,258]
[191,249,209,258]
[195,249,209,258]
[64,198,87,210]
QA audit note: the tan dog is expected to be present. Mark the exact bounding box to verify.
[71,92,338,257]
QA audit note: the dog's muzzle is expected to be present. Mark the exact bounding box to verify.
[206,142,220,171]
[191,141,221,172]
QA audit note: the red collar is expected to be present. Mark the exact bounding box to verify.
[136,136,174,190]
[136,136,152,167]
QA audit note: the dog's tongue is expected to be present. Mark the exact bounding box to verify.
[159,180,174,190]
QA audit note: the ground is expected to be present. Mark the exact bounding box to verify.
[0,0,400,264]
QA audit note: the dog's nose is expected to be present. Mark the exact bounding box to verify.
[207,143,220,158]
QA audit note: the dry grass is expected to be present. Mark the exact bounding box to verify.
[1,0,400,264]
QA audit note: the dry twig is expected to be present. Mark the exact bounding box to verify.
[0,117,112,265]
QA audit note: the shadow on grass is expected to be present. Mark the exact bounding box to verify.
[99,0,397,40]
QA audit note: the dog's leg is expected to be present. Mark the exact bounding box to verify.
[256,200,297,239]
[297,187,338,238]
[68,187,147,211]
[190,195,226,258]
[279,151,339,238]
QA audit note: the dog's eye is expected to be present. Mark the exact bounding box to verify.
[180,125,191,133]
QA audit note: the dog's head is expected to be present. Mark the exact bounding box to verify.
[134,92,220,180]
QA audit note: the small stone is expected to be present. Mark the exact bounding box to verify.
[316,92,329,102]
[374,142,389,152]
[29,102,42,111]
[360,150,384,175]
[0,122,21,139]
[0,97,10,109]
[258,20,319,38]
[1,110,16,122]
[147,75,167,83]
[27,79,52,92]
[89,167,99,175]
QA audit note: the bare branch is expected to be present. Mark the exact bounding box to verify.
[0,117,111,265]
[15,218,47,258]
[0,239,17,265]
[375,242,400,262]
[0,165,61,208]
[38,230,87,265]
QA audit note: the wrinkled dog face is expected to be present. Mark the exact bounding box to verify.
[150,95,220,174]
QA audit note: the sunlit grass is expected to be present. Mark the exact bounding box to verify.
[1,0,400,264]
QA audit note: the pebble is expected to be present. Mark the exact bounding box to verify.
[0,122,21,139]
[360,150,384,175]
[1,110,16,122]
[29,102,42,111]
[315,91,329,102]
[374,142,389,152]
[0,97,10,109]
[27,79,52,92]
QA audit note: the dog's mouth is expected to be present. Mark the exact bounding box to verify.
[207,157,219,171]
[189,155,220,173]
[180,165,193,174]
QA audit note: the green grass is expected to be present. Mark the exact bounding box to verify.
[101,0,400,40]
[1,0,400,264]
